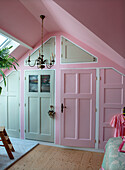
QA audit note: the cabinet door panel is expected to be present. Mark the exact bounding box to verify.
[99,69,125,149]
[0,71,20,138]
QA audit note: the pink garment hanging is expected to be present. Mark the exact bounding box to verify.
[110,113,125,137]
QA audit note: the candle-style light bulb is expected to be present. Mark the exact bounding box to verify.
[28,53,31,63]
[52,53,54,60]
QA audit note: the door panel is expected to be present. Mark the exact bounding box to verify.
[0,81,7,95]
[61,69,96,148]
[99,69,125,149]
[64,98,76,139]
[0,96,7,126]
[7,72,18,93]
[41,97,51,135]
[25,70,55,142]
[79,99,91,139]
[64,74,76,93]
[104,88,122,104]
[79,73,92,93]
[8,96,18,130]
[28,97,39,133]
[7,72,20,137]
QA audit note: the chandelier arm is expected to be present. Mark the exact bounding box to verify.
[37,64,40,69]
[28,59,37,67]
[46,64,53,69]
[46,65,51,69]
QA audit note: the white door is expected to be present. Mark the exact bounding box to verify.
[25,70,55,142]
[61,69,96,148]
[0,71,20,138]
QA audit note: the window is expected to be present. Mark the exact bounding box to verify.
[61,37,97,64]
[41,75,50,92]
[0,34,8,47]
[0,33,20,53]
[29,75,38,92]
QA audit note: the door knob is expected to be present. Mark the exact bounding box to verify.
[61,103,66,113]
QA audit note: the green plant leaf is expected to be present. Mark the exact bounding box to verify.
[8,46,13,49]
[0,69,6,86]
[0,46,19,93]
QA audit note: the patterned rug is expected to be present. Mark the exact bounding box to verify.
[0,138,38,170]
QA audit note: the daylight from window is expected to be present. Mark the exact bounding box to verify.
[0,34,8,47]
[0,32,20,53]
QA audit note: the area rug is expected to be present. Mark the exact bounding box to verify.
[0,137,38,170]
[8,144,104,170]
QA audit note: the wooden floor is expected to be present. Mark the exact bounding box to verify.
[8,144,104,170]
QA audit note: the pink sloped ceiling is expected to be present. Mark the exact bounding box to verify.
[54,0,125,59]
[0,0,47,48]
[0,0,124,68]
[19,0,125,69]
[11,45,29,61]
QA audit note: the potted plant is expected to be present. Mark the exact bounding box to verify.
[0,46,19,94]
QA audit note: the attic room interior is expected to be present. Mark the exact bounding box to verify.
[0,0,125,169]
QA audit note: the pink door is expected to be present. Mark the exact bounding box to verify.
[61,69,96,148]
[99,69,125,149]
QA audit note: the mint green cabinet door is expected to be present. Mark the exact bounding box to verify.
[0,71,20,138]
[25,70,55,142]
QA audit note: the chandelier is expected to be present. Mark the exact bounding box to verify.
[28,15,55,69]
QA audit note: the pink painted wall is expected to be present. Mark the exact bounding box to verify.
[3,32,125,144]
